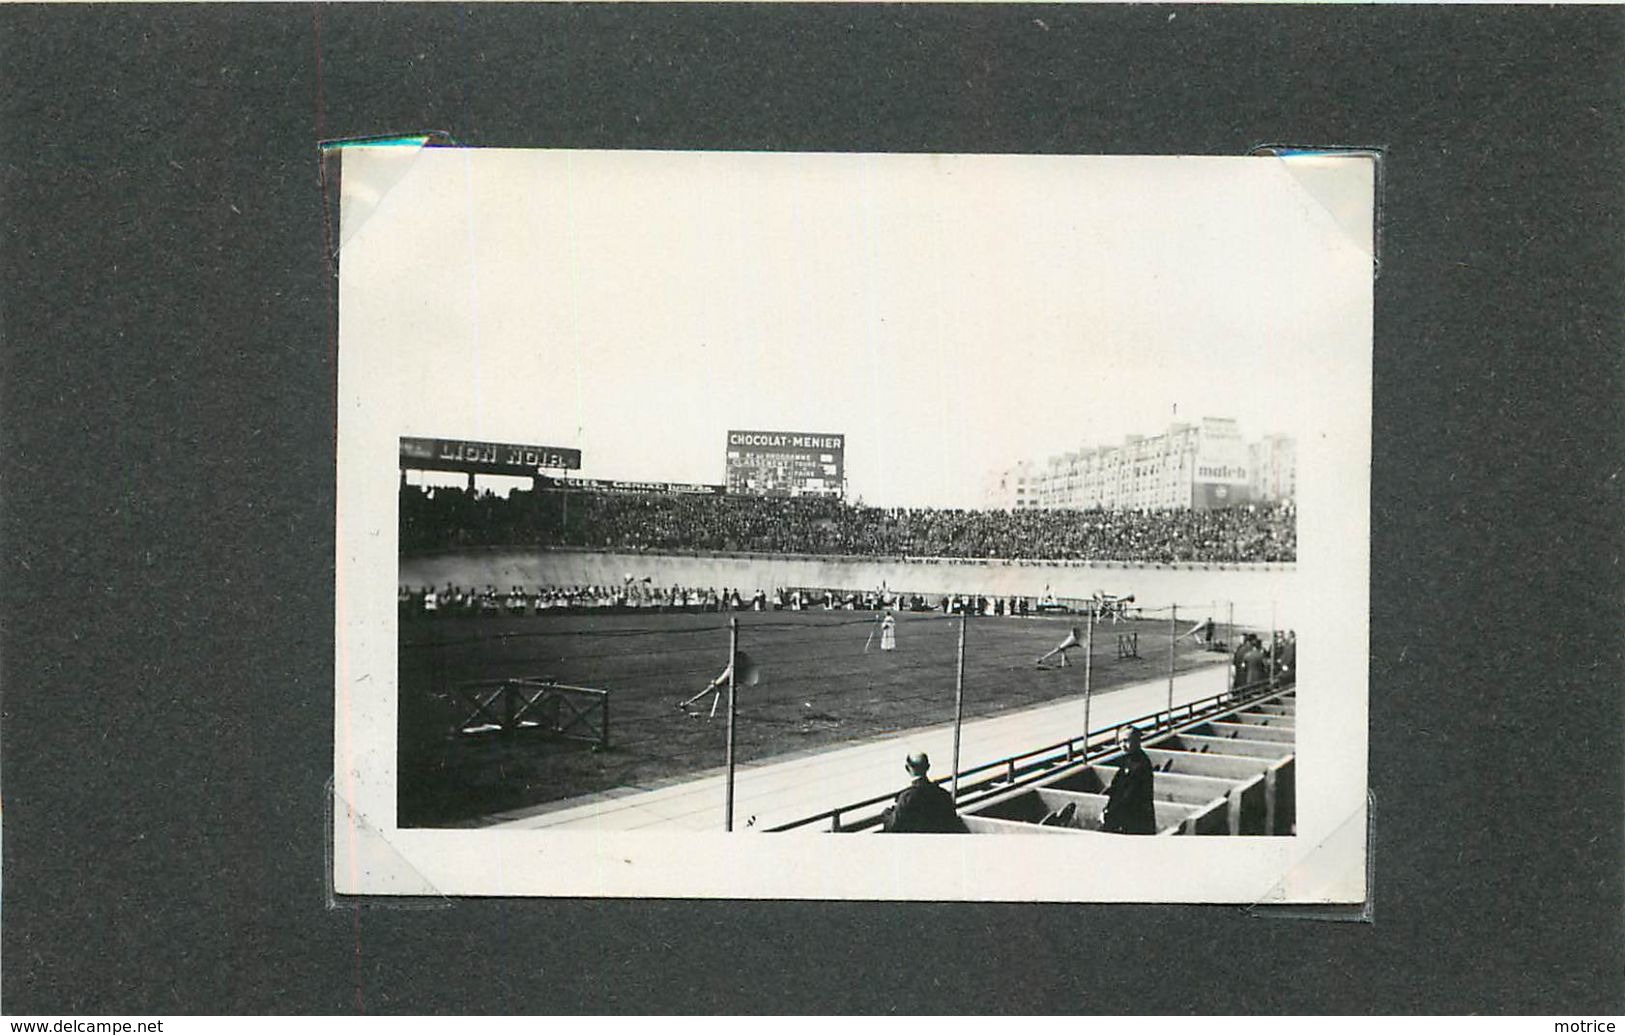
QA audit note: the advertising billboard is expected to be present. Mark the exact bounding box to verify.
[536,476,724,496]
[400,437,582,474]
[1193,481,1252,509]
[724,430,845,498]
[1191,418,1253,509]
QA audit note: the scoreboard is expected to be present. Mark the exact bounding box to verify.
[725,430,845,498]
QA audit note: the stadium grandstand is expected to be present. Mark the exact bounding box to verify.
[399,483,1296,564]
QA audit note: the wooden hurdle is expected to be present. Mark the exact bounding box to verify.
[453,677,611,750]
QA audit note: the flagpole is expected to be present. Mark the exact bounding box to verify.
[1168,602,1177,717]
[1227,600,1235,697]
[725,616,738,832]
[1269,601,1278,690]
[951,612,967,801]
[1082,604,1094,760]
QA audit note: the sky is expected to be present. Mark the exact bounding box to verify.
[342,148,1372,507]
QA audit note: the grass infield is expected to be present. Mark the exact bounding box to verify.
[397,608,1225,827]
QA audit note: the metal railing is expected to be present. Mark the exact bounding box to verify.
[764,677,1293,833]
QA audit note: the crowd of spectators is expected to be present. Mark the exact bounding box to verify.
[399,485,1296,564]
[401,581,764,618]
[401,581,1045,619]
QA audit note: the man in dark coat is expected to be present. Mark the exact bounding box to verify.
[881,752,966,833]
[1242,638,1269,688]
[1278,631,1296,684]
[1102,727,1158,835]
[1231,634,1252,689]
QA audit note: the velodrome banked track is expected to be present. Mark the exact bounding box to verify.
[401,547,1295,628]
[485,661,1294,836]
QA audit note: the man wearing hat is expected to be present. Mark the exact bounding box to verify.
[880,751,965,833]
[1241,635,1269,689]
[1231,633,1252,689]
[1277,631,1296,685]
[1101,727,1158,835]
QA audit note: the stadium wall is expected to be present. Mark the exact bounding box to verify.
[401,548,1299,627]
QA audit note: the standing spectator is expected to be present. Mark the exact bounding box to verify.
[1101,728,1157,835]
[1199,616,1216,646]
[1241,635,1268,688]
[1232,634,1252,689]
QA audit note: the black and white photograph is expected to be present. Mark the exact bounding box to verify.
[8,0,1624,1017]
[334,145,1371,901]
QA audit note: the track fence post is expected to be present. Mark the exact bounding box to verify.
[1168,603,1178,711]
[1083,603,1095,760]
[725,617,739,832]
[1269,601,1278,690]
[951,613,967,801]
